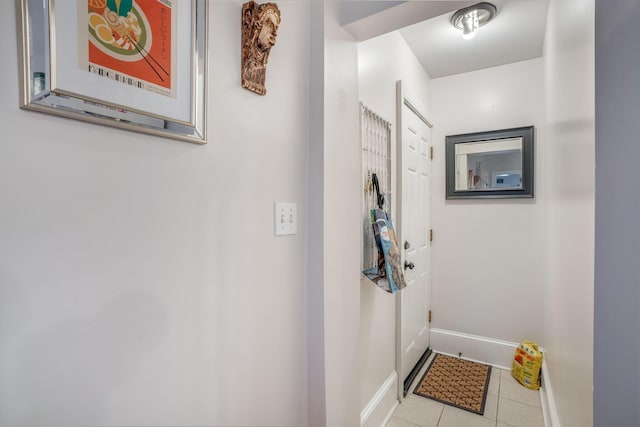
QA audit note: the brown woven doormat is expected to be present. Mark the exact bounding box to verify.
[413,353,492,415]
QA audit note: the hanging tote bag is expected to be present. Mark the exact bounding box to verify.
[362,174,407,294]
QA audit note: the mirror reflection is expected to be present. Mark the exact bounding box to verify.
[455,137,523,191]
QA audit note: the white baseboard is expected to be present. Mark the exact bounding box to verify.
[540,359,561,427]
[381,400,399,427]
[361,371,398,427]
[430,328,519,369]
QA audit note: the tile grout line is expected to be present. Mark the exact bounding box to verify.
[497,371,530,427]
[435,404,444,427]
[496,370,501,427]
[499,395,543,409]
[498,370,502,425]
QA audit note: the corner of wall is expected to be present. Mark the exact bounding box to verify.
[306,3,326,426]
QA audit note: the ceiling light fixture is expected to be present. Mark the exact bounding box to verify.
[451,2,497,40]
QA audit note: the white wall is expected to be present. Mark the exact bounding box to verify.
[306,2,326,425]
[357,31,431,427]
[321,2,362,426]
[543,0,595,426]
[430,59,546,363]
[0,2,310,426]
[594,1,640,425]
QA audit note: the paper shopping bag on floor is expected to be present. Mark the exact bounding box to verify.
[511,341,543,390]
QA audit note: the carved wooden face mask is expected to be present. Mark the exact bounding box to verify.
[258,14,279,50]
[241,1,281,95]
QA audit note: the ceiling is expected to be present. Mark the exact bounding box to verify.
[398,0,550,78]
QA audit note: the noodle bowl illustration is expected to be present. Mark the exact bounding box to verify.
[88,1,153,63]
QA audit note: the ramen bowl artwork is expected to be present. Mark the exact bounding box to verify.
[87,0,175,98]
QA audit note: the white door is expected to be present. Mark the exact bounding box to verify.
[397,83,432,395]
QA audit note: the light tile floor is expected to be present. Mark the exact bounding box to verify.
[386,353,544,427]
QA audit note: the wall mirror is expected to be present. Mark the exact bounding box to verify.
[17,0,208,144]
[446,126,534,199]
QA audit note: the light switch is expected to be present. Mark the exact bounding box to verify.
[274,202,297,236]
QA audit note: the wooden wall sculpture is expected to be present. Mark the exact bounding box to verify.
[241,1,281,95]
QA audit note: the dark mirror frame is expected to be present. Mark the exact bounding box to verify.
[446,126,534,199]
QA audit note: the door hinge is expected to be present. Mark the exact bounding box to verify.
[430,146,434,160]
[428,310,432,323]
[429,229,433,242]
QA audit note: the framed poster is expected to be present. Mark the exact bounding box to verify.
[18,0,208,144]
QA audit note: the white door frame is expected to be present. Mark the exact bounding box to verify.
[395,80,433,401]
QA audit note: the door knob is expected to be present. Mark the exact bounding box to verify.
[404,241,411,250]
[404,261,415,270]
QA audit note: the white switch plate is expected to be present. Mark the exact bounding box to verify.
[274,202,297,236]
